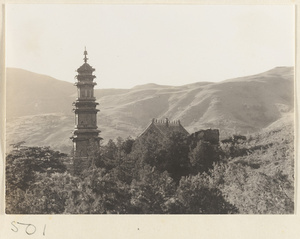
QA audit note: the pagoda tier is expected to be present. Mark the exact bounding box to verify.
[76,74,96,81]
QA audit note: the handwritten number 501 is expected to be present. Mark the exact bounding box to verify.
[11,221,46,236]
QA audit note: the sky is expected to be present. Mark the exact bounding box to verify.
[6,4,295,89]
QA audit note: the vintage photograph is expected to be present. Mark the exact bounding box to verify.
[5,4,294,214]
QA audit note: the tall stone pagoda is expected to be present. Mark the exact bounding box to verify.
[71,48,101,173]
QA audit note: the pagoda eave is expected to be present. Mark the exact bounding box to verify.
[73,101,99,107]
[74,97,97,102]
[74,82,97,86]
[72,129,101,135]
[73,108,100,113]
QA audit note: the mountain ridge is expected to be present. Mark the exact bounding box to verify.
[6,66,294,153]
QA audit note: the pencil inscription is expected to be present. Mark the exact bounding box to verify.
[11,221,46,236]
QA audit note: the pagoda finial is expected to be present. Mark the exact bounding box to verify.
[84,47,88,63]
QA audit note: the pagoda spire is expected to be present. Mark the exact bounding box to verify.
[84,47,88,63]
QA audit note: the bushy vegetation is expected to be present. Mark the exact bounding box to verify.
[6,124,294,214]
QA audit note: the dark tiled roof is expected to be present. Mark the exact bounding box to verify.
[77,63,95,73]
[139,118,189,139]
[154,123,189,136]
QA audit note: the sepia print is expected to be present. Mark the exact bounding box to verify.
[5,4,295,214]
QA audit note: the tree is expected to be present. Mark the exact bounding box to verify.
[132,131,190,182]
[221,134,248,158]
[130,165,176,213]
[120,137,135,154]
[6,146,67,191]
[189,140,221,174]
[131,131,165,167]
[13,172,78,214]
[6,146,68,214]
[173,173,238,214]
[241,170,294,214]
[208,162,294,214]
[161,131,191,182]
[65,168,132,214]
[96,137,135,172]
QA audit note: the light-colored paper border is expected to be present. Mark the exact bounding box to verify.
[0,1,299,239]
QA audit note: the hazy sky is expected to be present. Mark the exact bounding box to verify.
[6,4,294,89]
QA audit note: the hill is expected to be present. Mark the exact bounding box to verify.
[6,67,294,153]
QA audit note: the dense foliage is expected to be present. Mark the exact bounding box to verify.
[6,123,294,214]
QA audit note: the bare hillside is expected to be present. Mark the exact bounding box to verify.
[6,67,294,153]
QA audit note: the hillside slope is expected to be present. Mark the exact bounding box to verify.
[6,67,294,153]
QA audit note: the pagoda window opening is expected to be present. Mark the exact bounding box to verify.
[80,88,87,98]
[87,89,91,98]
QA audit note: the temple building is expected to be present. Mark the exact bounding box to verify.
[138,118,190,140]
[139,118,219,147]
[71,48,101,174]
